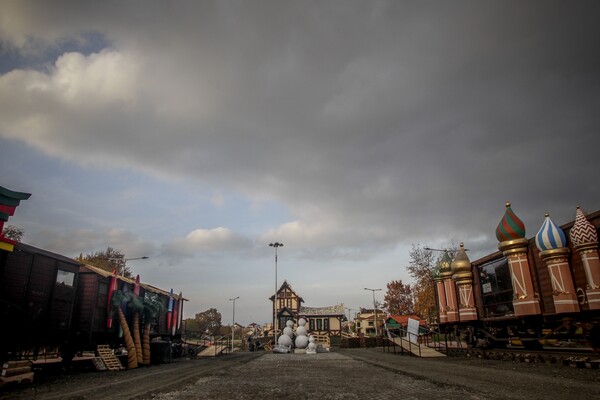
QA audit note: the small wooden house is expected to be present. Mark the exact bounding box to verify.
[385,315,427,335]
[299,304,344,338]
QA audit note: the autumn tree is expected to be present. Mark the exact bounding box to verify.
[406,245,438,324]
[2,224,24,241]
[383,280,414,315]
[77,247,132,277]
[192,308,222,336]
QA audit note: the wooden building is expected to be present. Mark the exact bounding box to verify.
[354,308,387,336]
[385,315,426,335]
[269,280,303,334]
[299,304,344,338]
[269,281,344,340]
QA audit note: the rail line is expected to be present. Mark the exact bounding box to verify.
[4,352,264,400]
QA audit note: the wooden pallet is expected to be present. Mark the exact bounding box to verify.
[96,345,124,371]
[0,360,34,388]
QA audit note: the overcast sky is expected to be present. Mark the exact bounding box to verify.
[1,1,599,325]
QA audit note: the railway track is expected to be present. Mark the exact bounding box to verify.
[1,352,265,400]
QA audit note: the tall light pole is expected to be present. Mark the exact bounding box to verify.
[229,296,239,351]
[364,288,382,336]
[345,307,356,322]
[108,256,149,277]
[269,242,283,346]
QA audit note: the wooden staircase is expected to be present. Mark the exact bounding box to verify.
[96,345,124,371]
[0,360,34,388]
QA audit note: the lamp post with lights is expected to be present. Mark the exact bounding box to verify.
[364,288,382,336]
[269,242,283,346]
[229,296,239,351]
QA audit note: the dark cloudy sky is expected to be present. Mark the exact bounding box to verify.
[1,1,599,324]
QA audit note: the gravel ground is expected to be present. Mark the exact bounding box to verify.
[145,349,599,400]
[1,349,598,400]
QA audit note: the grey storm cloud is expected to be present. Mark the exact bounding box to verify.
[1,1,599,261]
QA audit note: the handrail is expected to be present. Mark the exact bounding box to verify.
[383,322,467,355]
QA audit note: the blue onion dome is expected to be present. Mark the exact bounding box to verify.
[570,206,598,247]
[451,243,472,284]
[496,202,526,242]
[535,214,567,251]
[438,251,453,279]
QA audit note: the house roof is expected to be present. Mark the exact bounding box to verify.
[81,264,186,301]
[299,303,345,316]
[387,315,426,325]
[268,280,304,303]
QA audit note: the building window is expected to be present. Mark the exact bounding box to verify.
[309,319,315,331]
[357,322,361,328]
[56,270,75,286]
[324,318,329,331]
[368,321,373,326]
[317,319,322,331]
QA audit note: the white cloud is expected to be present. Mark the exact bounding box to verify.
[30,227,155,259]
[166,227,253,257]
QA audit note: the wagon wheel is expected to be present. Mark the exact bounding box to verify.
[263,342,272,352]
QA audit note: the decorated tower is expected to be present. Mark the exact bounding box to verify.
[439,250,459,322]
[451,243,477,321]
[535,214,579,313]
[0,185,31,252]
[569,206,600,310]
[496,202,541,316]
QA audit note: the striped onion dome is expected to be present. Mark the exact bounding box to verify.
[438,250,453,279]
[570,206,598,246]
[535,214,567,251]
[496,202,526,242]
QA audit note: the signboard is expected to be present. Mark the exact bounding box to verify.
[482,282,492,294]
[407,318,420,344]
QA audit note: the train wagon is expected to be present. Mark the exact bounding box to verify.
[435,205,600,349]
[0,241,184,363]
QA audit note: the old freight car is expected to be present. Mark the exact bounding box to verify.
[0,241,184,363]
[435,204,600,349]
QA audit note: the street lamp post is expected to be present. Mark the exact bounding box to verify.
[229,296,239,351]
[364,288,382,336]
[107,256,149,276]
[269,242,283,346]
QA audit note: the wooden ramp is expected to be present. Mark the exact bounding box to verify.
[197,345,227,358]
[390,337,446,358]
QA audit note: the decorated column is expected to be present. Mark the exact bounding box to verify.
[570,206,600,310]
[452,243,477,321]
[434,271,448,324]
[439,251,459,322]
[535,214,579,313]
[496,202,541,316]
